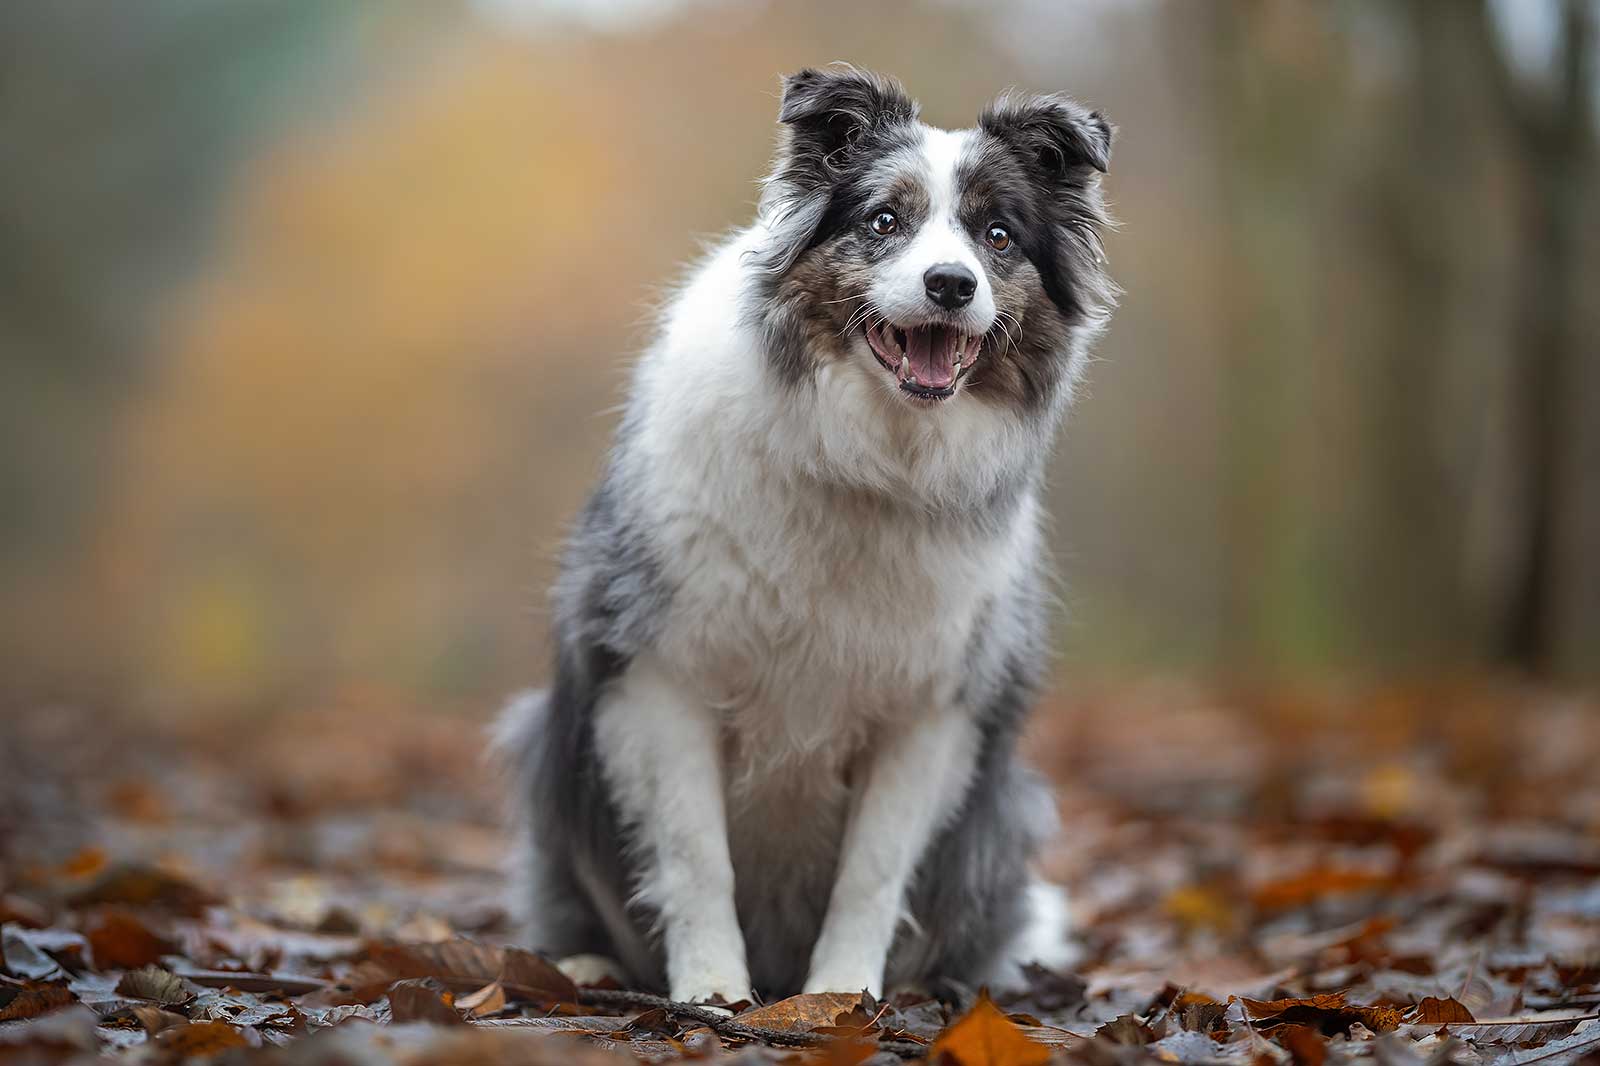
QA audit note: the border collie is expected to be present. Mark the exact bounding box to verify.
[499,65,1116,1004]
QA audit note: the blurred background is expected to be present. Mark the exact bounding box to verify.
[3,0,1598,721]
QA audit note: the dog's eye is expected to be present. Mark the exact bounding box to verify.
[869,211,898,236]
[986,224,1011,252]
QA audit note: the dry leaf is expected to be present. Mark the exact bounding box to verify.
[68,864,215,916]
[454,980,507,1017]
[737,991,864,1034]
[115,964,194,1006]
[1251,868,1397,911]
[387,977,465,1025]
[85,908,174,970]
[1412,996,1475,1024]
[1280,1024,1328,1066]
[154,1020,251,1055]
[1241,993,1403,1036]
[930,994,1052,1066]
[0,980,75,1022]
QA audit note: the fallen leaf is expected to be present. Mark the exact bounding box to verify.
[342,937,575,1006]
[1241,993,1403,1036]
[738,991,864,1034]
[0,980,76,1022]
[1251,868,1397,911]
[931,994,1052,1066]
[387,976,465,1025]
[1096,1014,1157,1045]
[115,964,195,1006]
[58,847,108,881]
[499,945,579,1004]
[153,1019,251,1055]
[1165,884,1239,934]
[68,864,216,916]
[1279,1024,1328,1066]
[85,908,175,970]
[1412,996,1475,1024]
[130,1004,190,1034]
[2,927,67,980]
[454,980,507,1017]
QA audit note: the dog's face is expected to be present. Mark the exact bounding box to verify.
[752,67,1115,415]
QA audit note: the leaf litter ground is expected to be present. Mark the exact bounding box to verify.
[2,682,1598,1065]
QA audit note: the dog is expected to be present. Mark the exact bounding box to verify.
[498,65,1116,1004]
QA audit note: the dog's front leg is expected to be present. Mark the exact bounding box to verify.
[593,654,752,1004]
[803,709,978,996]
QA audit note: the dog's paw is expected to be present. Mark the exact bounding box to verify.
[556,953,628,987]
[669,971,754,1007]
[800,969,880,998]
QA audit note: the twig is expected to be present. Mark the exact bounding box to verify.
[574,987,929,1058]
[175,969,331,996]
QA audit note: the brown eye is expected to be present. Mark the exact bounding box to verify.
[870,211,898,236]
[986,224,1011,251]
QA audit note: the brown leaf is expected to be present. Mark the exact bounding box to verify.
[1241,993,1403,1036]
[58,847,108,881]
[343,937,574,1006]
[1095,1014,1157,1045]
[499,945,578,1004]
[1177,999,1229,1035]
[154,1019,252,1055]
[1412,996,1476,1024]
[930,994,1052,1066]
[131,1004,190,1035]
[454,980,507,1017]
[86,908,175,970]
[115,964,195,1006]
[799,1037,880,1066]
[0,980,76,1022]
[1251,868,1397,911]
[68,864,216,917]
[387,977,466,1025]
[737,991,864,1034]
[1280,1024,1328,1066]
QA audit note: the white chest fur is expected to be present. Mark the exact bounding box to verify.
[623,235,1040,794]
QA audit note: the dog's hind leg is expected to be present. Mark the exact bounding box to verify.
[889,753,1073,992]
[493,690,612,960]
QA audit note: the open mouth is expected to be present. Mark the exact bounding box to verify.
[864,321,982,401]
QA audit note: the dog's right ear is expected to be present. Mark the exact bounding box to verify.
[755,67,916,276]
[776,66,918,176]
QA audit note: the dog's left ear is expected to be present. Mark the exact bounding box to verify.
[979,93,1112,179]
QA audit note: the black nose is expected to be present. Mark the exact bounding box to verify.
[924,262,976,311]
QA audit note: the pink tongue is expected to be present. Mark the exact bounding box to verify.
[906,326,957,388]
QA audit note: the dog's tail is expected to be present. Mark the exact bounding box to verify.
[488,688,550,938]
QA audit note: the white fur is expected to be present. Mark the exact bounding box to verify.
[869,127,997,335]
[802,708,979,994]
[588,212,1062,999]
[593,653,754,1003]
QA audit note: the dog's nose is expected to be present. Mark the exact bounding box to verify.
[924,263,977,311]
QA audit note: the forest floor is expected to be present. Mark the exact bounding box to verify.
[2,682,1598,1065]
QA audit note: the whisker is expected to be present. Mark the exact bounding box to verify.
[838,302,878,339]
[992,310,1020,353]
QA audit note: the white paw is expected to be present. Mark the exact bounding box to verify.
[801,970,881,998]
[556,953,629,987]
[669,970,754,1006]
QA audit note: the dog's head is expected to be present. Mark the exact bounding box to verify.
[752,65,1115,415]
